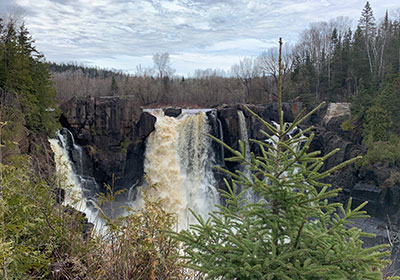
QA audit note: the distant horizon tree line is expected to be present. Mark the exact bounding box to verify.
[49,2,400,110]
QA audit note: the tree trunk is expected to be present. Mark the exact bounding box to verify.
[378,33,386,78]
[366,38,374,74]
[0,106,8,280]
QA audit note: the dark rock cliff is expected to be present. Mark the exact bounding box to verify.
[59,98,301,190]
[59,97,400,272]
[60,96,155,190]
[310,109,400,225]
[59,97,400,225]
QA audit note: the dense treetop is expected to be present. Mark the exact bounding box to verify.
[0,17,59,138]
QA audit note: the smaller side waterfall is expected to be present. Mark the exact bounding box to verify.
[49,130,102,229]
[238,110,251,163]
[217,118,225,163]
[237,110,258,203]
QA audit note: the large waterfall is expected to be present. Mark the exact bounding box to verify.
[144,109,220,229]
[50,110,221,231]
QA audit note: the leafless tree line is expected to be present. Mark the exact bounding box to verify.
[51,50,291,107]
[52,7,400,107]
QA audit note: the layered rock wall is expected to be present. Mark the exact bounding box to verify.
[60,97,400,225]
[60,96,155,189]
[59,97,400,271]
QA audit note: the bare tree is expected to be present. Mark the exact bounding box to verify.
[152,53,175,79]
[135,64,154,77]
[257,44,293,102]
[231,57,260,100]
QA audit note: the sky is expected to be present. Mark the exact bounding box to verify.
[0,0,398,76]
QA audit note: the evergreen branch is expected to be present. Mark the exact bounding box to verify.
[243,105,279,135]
[313,156,362,180]
[287,126,315,143]
[207,134,242,158]
[284,108,307,134]
[295,102,326,127]
[278,38,284,129]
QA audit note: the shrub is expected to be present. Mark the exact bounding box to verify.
[341,119,355,132]
[362,135,400,166]
[0,155,83,279]
[92,184,187,279]
[120,137,130,154]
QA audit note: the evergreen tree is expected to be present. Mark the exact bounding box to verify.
[173,39,389,279]
[328,27,355,101]
[291,53,317,108]
[342,28,354,95]
[361,76,400,142]
[358,1,377,75]
[0,18,59,137]
[352,26,371,88]
[329,28,344,101]
[17,23,37,57]
[380,12,400,79]
[110,75,119,96]
[363,105,392,142]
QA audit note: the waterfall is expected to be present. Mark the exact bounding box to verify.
[237,110,258,203]
[49,130,103,230]
[143,109,220,229]
[266,122,304,189]
[238,110,251,162]
[217,118,224,163]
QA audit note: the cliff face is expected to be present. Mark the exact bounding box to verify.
[316,111,400,222]
[59,97,400,271]
[59,97,400,224]
[59,98,300,190]
[60,96,155,189]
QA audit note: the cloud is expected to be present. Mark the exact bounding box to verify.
[0,0,26,21]
[2,0,397,75]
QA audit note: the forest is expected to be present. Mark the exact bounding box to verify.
[51,2,399,110]
[0,1,399,279]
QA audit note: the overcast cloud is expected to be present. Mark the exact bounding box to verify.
[0,0,398,75]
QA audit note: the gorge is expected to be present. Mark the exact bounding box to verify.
[55,96,400,270]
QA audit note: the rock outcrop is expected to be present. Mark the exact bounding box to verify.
[60,96,155,190]
[314,106,400,271]
[313,105,400,224]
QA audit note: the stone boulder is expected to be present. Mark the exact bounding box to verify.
[164,107,182,117]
